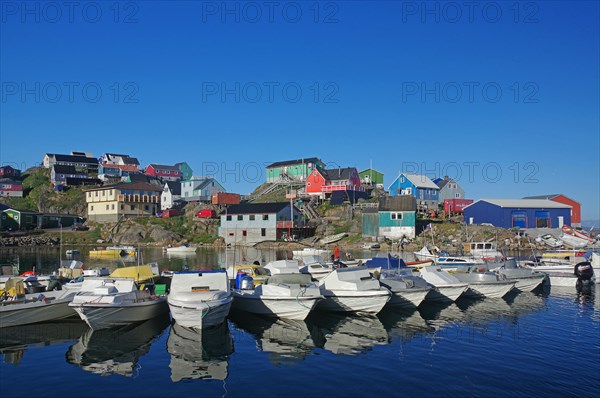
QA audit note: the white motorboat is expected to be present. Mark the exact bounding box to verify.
[435,256,484,271]
[463,241,504,260]
[536,234,563,248]
[0,278,78,328]
[264,259,301,274]
[413,246,440,261]
[418,266,469,303]
[292,248,332,259]
[168,270,233,329]
[320,233,347,245]
[559,233,590,249]
[485,259,547,292]
[451,271,516,299]
[165,245,198,254]
[232,272,322,320]
[69,278,168,330]
[316,267,391,314]
[299,255,333,281]
[378,268,432,308]
[362,243,381,250]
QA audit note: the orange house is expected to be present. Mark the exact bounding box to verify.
[523,194,581,226]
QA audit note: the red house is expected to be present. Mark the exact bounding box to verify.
[0,166,21,179]
[145,164,182,182]
[523,194,582,226]
[0,180,24,197]
[305,167,363,197]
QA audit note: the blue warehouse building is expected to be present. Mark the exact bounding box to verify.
[463,199,572,229]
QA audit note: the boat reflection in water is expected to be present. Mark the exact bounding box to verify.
[66,316,170,377]
[229,311,315,364]
[377,307,432,342]
[307,312,389,355]
[167,321,234,382]
[0,320,87,365]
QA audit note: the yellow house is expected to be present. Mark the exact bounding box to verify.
[85,182,162,223]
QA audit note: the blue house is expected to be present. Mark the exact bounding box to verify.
[388,173,440,209]
[463,199,572,229]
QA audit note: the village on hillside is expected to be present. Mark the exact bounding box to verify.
[0,151,588,249]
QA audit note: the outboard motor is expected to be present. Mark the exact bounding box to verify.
[574,261,594,291]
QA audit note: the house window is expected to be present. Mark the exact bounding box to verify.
[400,177,405,183]
[229,233,234,236]
[102,190,105,196]
[263,214,269,220]
[95,191,98,197]
[249,215,255,221]
[120,204,124,210]
[455,193,461,198]
[91,206,94,211]
[111,204,115,210]
[131,205,135,210]
[242,230,247,237]
[307,182,311,187]
[226,215,232,221]
[106,204,109,210]
[237,215,243,221]
[261,228,266,237]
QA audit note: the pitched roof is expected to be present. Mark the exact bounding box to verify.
[148,164,180,172]
[52,154,98,165]
[359,168,383,175]
[104,154,140,166]
[84,182,163,192]
[225,202,294,215]
[266,157,322,169]
[52,165,80,174]
[321,167,357,181]
[402,173,439,189]
[522,194,561,200]
[465,199,571,209]
[165,181,181,195]
[101,163,140,172]
[379,196,417,212]
[65,177,101,186]
[435,177,458,190]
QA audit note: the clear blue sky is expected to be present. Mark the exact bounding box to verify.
[1,1,599,220]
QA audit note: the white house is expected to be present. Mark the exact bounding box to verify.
[218,202,303,245]
[181,176,225,202]
[161,181,182,210]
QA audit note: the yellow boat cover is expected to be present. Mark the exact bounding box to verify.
[110,265,156,282]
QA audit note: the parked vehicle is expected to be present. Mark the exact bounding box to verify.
[211,192,241,205]
[195,209,216,218]
[162,209,179,218]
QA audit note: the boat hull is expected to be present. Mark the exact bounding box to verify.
[507,275,546,292]
[425,285,468,303]
[461,281,516,299]
[0,293,77,328]
[316,290,390,314]
[232,293,319,321]
[71,298,168,330]
[387,288,430,308]
[168,296,233,329]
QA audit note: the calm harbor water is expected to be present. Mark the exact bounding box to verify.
[1,249,599,397]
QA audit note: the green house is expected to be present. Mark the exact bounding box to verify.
[40,214,85,228]
[176,162,194,180]
[266,157,324,183]
[359,168,384,187]
[0,209,40,231]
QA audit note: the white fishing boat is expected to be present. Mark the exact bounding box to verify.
[451,271,516,299]
[378,268,432,308]
[0,278,78,328]
[232,272,322,320]
[69,278,168,330]
[463,241,504,260]
[418,266,469,303]
[165,245,198,254]
[292,248,332,259]
[264,259,301,274]
[320,233,347,245]
[435,256,484,271]
[299,255,333,281]
[562,225,596,243]
[316,267,391,314]
[536,234,563,248]
[168,270,233,330]
[485,259,546,292]
[559,233,590,249]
